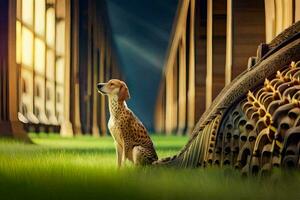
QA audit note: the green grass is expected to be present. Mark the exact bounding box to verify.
[0,134,300,200]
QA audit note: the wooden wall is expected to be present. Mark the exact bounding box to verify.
[231,0,265,79]
[194,0,206,121]
[71,0,120,136]
[154,0,299,135]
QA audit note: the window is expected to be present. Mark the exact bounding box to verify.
[17,0,66,124]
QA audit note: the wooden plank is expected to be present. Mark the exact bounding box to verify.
[232,0,265,79]
[206,0,213,108]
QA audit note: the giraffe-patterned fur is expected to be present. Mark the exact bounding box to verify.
[97,79,158,166]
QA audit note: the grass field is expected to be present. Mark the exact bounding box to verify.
[0,134,300,200]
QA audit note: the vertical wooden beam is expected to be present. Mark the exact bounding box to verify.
[154,82,165,133]
[60,0,73,136]
[187,0,195,134]
[225,0,232,85]
[165,59,174,134]
[296,0,300,21]
[194,0,207,120]
[85,0,92,134]
[99,28,107,136]
[265,0,276,43]
[172,52,178,133]
[71,0,82,135]
[0,0,29,141]
[275,0,283,35]
[283,0,293,29]
[91,1,99,137]
[178,32,186,135]
[206,0,213,109]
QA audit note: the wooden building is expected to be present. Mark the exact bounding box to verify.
[155,0,300,135]
[0,0,120,140]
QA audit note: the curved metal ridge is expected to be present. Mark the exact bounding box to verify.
[154,114,221,167]
[155,22,300,170]
[156,60,300,174]
[216,61,300,175]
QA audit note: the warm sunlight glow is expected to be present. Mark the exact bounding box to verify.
[46,50,55,80]
[56,58,65,84]
[16,20,22,64]
[46,8,55,47]
[22,0,33,25]
[56,21,65,55]
[35,0,45,36]
[22,27,33,67]
[34,38,45,74]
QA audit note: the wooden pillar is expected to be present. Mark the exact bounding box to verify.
[206,0,213,108]
[296,0,300,22]
[0,0,30,141]
[165,59,174,134]
[275,0,283,36]
[187,0,195,134]
[99,29,107,136]
[225,0,232,85]
[70,0,82,135]
[194,0,207,120]
[212,0,226,99]
[85,0,92,134]
[282,0,293,29]
[154,82,165,134]
[172,52,178,133]
[60,0,73,136]
[91,2,99,137]
[164,51,179,134]
[177,32,186,135]
[265,0,276,43]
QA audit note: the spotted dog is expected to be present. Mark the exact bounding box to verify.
[97,79,158,166]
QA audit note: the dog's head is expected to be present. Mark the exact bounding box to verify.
[97,79,130,102]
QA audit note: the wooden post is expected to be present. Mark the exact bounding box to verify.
[99,29,107,136]
[296,0,300,22]
[206,0,213,109]
[187,0,195,134]
[275,0,283,36]
[60,0,73,136]
[264,0,276,43]
[0,0,30,142]
[91,1,100,137]
[177,33,186,135]
[165,59,174,134]
[70,0,82,135]
[225,0,232,86]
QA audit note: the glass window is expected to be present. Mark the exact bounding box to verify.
[22,0,33,26]
[35,0,46,36]
[35,38,46,74]
[22,27,33,67]
[17,0,66,124]
[56,21,65,55]
[46,50,55,80]
[56,58,65,83]
[46,8,55,47]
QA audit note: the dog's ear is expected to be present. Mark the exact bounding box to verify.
[118,82,130,102]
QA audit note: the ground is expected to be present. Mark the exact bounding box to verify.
[0,134,299,200]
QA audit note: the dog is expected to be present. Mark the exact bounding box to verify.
[97,79,158,166]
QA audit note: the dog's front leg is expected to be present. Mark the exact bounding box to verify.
[115,142,122,167]
[121,144,130,166]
